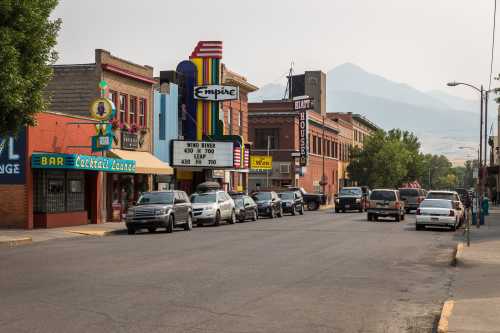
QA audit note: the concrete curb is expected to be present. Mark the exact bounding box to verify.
[452,242,464,266]
[437,300,454,333]
[64,229,117,237]
[0,237,33,247]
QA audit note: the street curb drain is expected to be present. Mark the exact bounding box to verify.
[437,300,454,333]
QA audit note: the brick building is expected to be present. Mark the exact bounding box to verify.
[328,112,380,186]
[0,112,135,229]
[221,65,258,192]
[45,49,172,221]
[248,100,340,201]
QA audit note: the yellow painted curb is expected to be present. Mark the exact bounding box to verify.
[0,237,32,247]
[319,205,334,211]
[64,229,111,237]
[452,242,464,266]
[437,300,454,333]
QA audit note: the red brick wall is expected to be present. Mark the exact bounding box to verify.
[0,185,27,228]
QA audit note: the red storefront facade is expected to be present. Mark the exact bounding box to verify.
[0,112,105,229]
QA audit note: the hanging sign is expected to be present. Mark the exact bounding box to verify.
[293,96,314,111]
[121,132,139,150]
[90,98,116,121]
[298,109,308,166]
[250,156,273,170]
[193,85,239,101]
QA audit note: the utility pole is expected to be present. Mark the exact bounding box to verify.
[266,136,270,188]
[479,86,484,229]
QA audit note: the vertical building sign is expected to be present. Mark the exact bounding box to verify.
[294,97,313,167]
[0,128,26,184]
[298,110,308,166]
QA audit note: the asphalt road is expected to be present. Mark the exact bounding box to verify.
[0,211,459,333]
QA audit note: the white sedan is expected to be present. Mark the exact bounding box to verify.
[415,199,460,231]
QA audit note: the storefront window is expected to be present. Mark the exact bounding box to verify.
[119,94,127,123]
[33,170,85,213]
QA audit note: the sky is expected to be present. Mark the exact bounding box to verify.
[52,0,498,100]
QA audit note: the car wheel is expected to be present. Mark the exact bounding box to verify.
[148,227,156,233]
[228,210,236,224]
[166,215,174,233]
[214,211,221,226]
[252,210,258,221]
[184,214,193,231]
[416,224,424,231]
[374,215,378,221]
[335,208,340,213]
[367,213,372,221]
[405,209,410,214]
[401,213,405,221]
[127,227,135,235]
[278,207,283,218]
[299,206,304,215]
[395,214,401,222]
[308,201,319,211]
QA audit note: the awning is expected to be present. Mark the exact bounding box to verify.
[108,149,173,175]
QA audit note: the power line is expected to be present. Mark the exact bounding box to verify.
[488,0,497,90]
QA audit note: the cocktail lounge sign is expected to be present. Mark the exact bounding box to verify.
[32,153,136,173]
[0,128,26,184]
[193,85,239,101]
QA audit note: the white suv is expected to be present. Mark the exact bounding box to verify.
[191,191,236,226]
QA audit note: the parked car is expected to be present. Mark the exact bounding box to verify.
[190,191,236,226]
[398,188,426,213]
[252,191,283,218]
[231,194,258,222]
[287,187,325,210]
[455,188,472,208]
[278,190,305,215]
[366,189,405,222]
[335,187,368,213]
[415,199,460,231]
[125,190,192,234]
[426,190,464,225]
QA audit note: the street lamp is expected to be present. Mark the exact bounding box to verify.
[448,81,486,229]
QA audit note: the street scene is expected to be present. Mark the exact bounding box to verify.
[2,1,500,332]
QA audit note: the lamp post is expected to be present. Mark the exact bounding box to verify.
[447,82,487,229]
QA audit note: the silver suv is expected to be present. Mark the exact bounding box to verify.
[125,190,192,234]
[191,191,236,226]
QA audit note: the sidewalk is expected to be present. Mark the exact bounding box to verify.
[0,222,126,247]
[444,206,500,333]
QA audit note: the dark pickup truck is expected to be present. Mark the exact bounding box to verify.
[287,187,326,211]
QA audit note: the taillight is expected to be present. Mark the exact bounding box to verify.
[416,208,421,215]
[449,210,454,217]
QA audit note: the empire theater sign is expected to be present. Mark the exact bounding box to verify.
[193,85,239,101]
[172,140,234,168]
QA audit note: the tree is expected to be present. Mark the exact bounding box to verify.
[0,0,61,136]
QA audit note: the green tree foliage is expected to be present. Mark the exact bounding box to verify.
[348,129,459,190]
[0,0,61,136]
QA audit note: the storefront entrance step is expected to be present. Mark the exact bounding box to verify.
[0,236,32,247]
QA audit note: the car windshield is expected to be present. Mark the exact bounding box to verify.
[339,188,362,196]
[399,189,419,196]
[253,192,272,201]
[233,198,244,208]
[427,192,454,200]
[137,192,174,205]
[191,193,217,203]
[278,192,294,200]
[370,191,396,201]
[420,199,452,209]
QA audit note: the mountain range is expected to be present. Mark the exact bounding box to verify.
[249,63,494,164]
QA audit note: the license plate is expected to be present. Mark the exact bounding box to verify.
[431,217,439,221]
[345,205,350,208]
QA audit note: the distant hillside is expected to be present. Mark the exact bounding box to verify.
[248,63,487,163]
